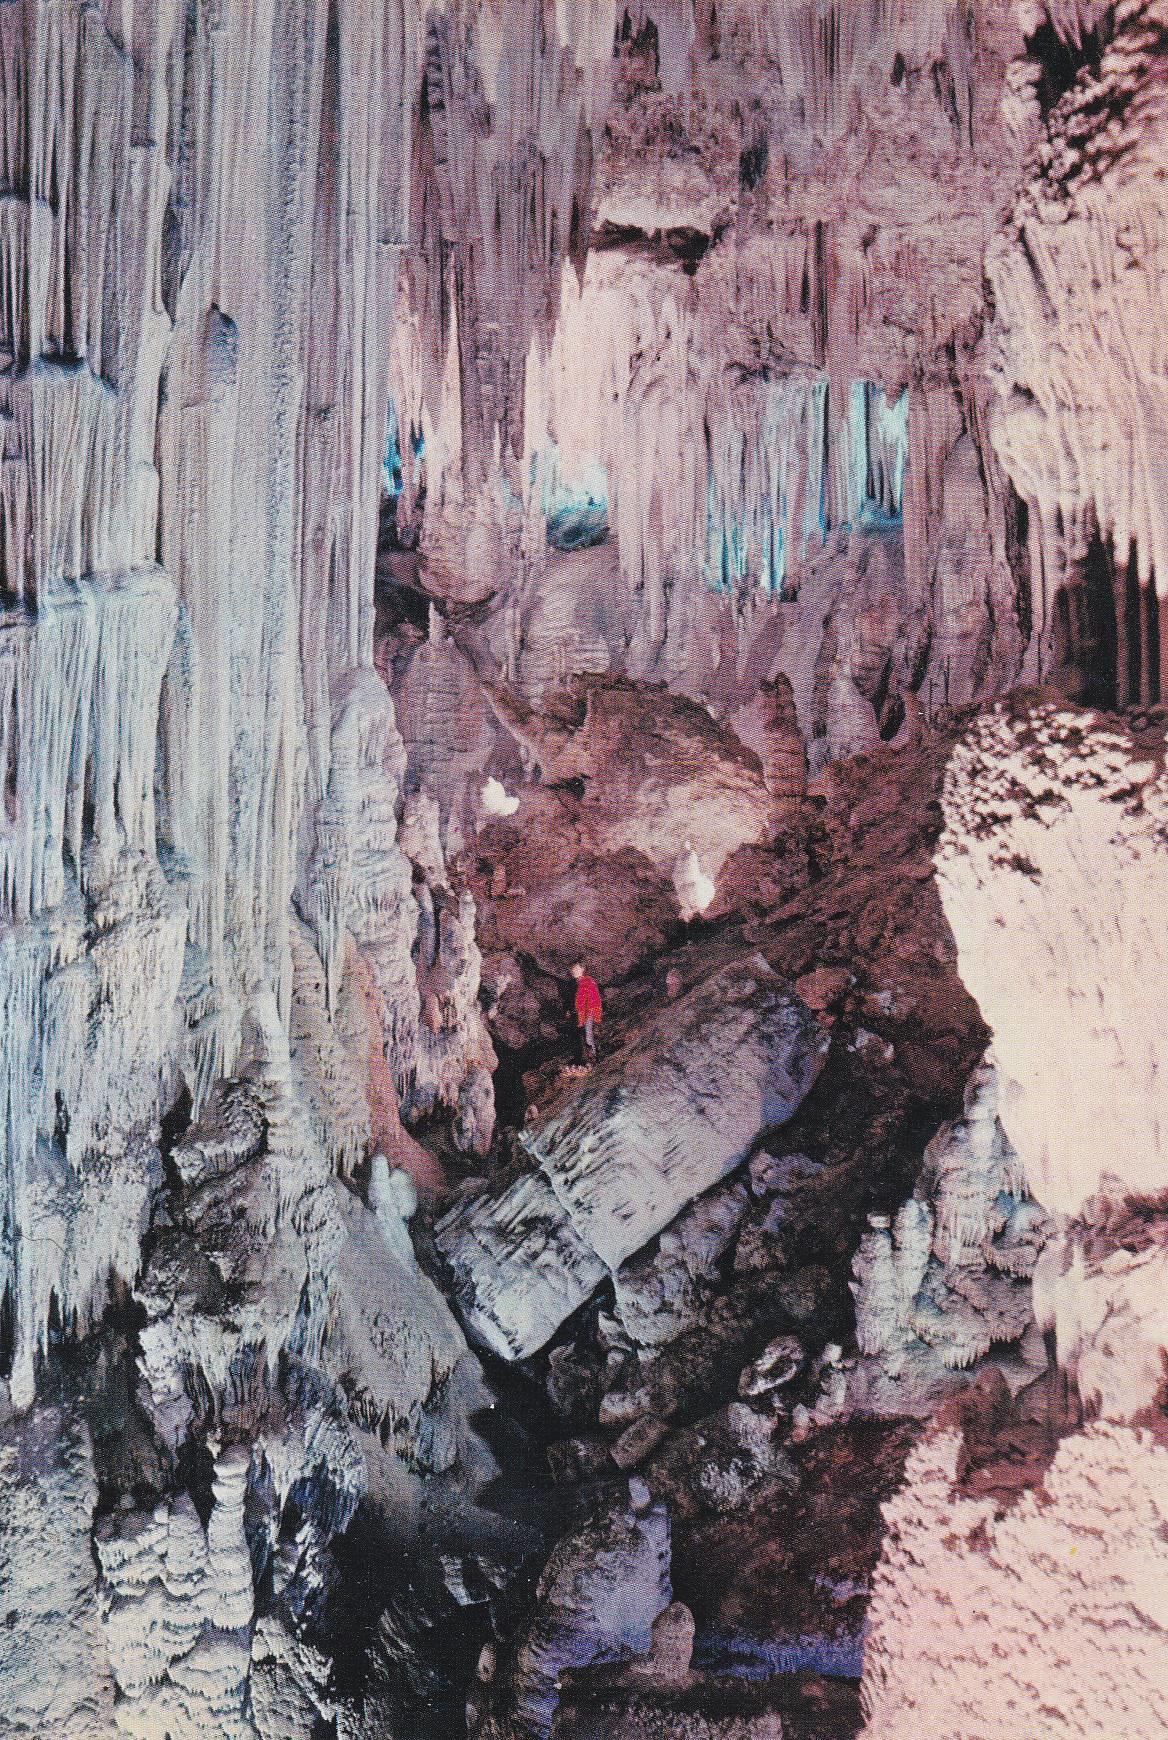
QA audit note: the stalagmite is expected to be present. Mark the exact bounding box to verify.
[849,1055,1044,1405]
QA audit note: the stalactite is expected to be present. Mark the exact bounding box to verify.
[988,12,1168,619]
[0,0,433,1425]
[719,1,968,143]
[902,379,964,618]
[390,0,613,583]
[505,251,915,623]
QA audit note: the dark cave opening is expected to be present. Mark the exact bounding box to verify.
[591,218,714,276]
[1050,527,1119,707]
[1025,18,1112,119]
[3,686,18,821]
[1050,531,1164,709]
[1115,543,1165,707]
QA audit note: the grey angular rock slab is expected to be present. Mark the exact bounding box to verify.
[434,1169,610,1362]
[436,956,826,1360]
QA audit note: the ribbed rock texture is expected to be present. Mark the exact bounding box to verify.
[0,2,492,1732]
[0,2,1166,1736]
[936,704,1168,1220]
[436,959,826,1359]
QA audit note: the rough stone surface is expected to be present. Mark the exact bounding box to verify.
[2,4,1167,1735]
[436,959,825,1359]
[861,1422,1168,1739]
[936,705,1168,1219]
[473,1500,672,1739]
[0,1408,116,1737]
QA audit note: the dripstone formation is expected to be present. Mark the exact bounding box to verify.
[1,4,1166,1737]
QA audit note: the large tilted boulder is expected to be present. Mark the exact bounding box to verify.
[436,958,827,1361]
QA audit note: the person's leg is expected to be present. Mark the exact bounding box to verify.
[585,1015,595,1060]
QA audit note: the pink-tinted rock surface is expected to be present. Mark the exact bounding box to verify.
[0,4,1166,1737]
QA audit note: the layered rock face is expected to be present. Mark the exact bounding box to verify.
[0,0,400,1376]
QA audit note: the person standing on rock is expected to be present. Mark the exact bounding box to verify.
[571,962,603,1065]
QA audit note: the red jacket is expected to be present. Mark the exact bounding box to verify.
[575,975,603,1026]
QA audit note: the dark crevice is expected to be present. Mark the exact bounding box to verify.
[739,135,769,192]
[1025,18,1111,120]
[592,219,716,275]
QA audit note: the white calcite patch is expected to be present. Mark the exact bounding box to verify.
[481,776,521,817]
[0,1408,117,1737]
[936,706,1168,1219]
[96,1448,254,1738]
[672,842,717,921]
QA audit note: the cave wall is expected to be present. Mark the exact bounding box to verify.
[858,698,1168,1736]
[387,0,1036,752]
[0,6,493,1733]
[0,2,1166,1734]
[0,0,420,1401]
[383,1,1168,765]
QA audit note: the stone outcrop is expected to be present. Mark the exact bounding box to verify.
[859,698,1168,1733]
[480,677,776,885]
[0,1408,116,1738]
[471,1498,672,1740]
[847,1056,1049,1414]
